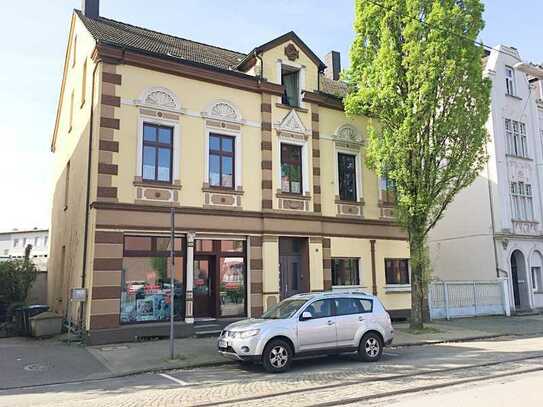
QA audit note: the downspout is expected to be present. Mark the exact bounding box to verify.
[254,50,263,84]
[485,143,500,278]
[80,59,100,330]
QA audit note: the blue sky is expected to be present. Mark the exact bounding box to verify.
[0,0,540,231]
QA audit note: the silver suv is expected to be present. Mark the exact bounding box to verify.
[217,292,394,373]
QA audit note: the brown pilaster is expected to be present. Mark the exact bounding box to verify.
[261,94,273,210]
[90,230,124,330]
[370,239,377,295]
[96,63,121,203]
[322,237,332,290]
[249,236,264,317]
[311,104,321,213]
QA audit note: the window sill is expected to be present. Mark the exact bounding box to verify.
[505,93,522,101]
[202,186,244,195]
[276,191,312,200]
[378,200,395,208]
[505,154,532,161]
[512,219,538,224]
[335,198,365,206]
[275,103,308,113]
[384,284,411,293]
[133,180,182,190]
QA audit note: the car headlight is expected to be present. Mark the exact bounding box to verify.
[239,329,260,338]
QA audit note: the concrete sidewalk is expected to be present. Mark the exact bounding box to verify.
[2,314,543,389]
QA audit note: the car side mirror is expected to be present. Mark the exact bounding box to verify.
[301,311,313,321]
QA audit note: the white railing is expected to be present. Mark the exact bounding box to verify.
[429,279,510,320]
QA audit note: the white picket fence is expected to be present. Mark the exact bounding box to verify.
[429,279,511,320]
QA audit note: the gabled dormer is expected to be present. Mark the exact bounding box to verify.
[238,32,326,109]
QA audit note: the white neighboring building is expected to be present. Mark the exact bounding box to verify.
[0,228,49,271]
[428,45,543,312]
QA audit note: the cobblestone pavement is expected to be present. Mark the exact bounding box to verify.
[1,335,542,407]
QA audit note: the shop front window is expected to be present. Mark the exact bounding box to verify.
[121,235,185,324]
[219,256,245,317]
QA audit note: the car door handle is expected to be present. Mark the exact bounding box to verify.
[358,316,365,321]
[327,320,335,326]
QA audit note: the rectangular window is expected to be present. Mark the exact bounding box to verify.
[332,258,360,286]
[209,133,235,188]
[13,239,18,248]
[81,59,87,107]
[511,181,534,221]
[281,143,302,194]
[72,35,77,68]
[334,298,373,315]
[69,91,74,131]
[385,259,410,285]
[505,119,527,157]
[505,66,516,96]
[338,153,357,201]
[64,161,70,210]
[380,176,396,204]
[34,237,39,247]
[43,236,48,247]
[532,267,541,291]
[121,235,185,324]
[281,67,299,107]
[142,123,173,183]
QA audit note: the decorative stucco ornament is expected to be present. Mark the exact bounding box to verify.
[210,102,238,120]
[145,90,177,109]
[284,43,300,61]
[334,124,363,145]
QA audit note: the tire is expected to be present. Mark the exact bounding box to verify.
[262,339,293,373]
[358,332,383,362]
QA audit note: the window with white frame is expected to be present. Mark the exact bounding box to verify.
[338,153,357,201]
[281,66,300,107]
[511,181,534,220]
[505,119,528,158]
[13,239,18,248]
[505,66,516,96]
[532,267,542,291]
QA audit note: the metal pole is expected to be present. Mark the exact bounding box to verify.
[169,207,175,360]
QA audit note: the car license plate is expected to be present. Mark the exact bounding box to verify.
[218,339,228,349]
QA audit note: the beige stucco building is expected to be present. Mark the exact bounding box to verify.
[49,1,410,344]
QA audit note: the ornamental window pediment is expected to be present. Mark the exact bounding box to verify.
[204,100,242,123]
[139,87,180,111]
[332,124,363,149]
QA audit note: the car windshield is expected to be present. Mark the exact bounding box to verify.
[261,299,307,319]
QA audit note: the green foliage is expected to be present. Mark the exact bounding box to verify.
[0,259,38,305]
[345,0,491,327]
[151,257,168,282]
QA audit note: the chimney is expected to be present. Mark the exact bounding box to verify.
[324,51,341,81]
[82,0,99,18]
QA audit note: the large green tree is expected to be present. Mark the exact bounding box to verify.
[345,0,491,328]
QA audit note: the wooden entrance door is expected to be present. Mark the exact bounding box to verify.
[193,256,216,318]
[279,238,309,299]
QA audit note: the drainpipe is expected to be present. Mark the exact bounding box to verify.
[254,50,263,84]
[485,144,500,278]
[80,60,100,331]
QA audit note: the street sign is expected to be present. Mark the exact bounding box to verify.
[70,288,87,302]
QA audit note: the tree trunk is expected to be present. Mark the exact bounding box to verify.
[409,228,428,329]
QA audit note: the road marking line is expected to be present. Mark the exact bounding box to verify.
[159,373,189,386]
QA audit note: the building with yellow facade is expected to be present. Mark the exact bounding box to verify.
[49,1,410,344]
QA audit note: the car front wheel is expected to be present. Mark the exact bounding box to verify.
[358,332,383,362]
[262,339,293,373]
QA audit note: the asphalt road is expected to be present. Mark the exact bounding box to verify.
[1,335,542,406]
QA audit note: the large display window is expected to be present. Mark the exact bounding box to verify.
[120,235,185,324]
